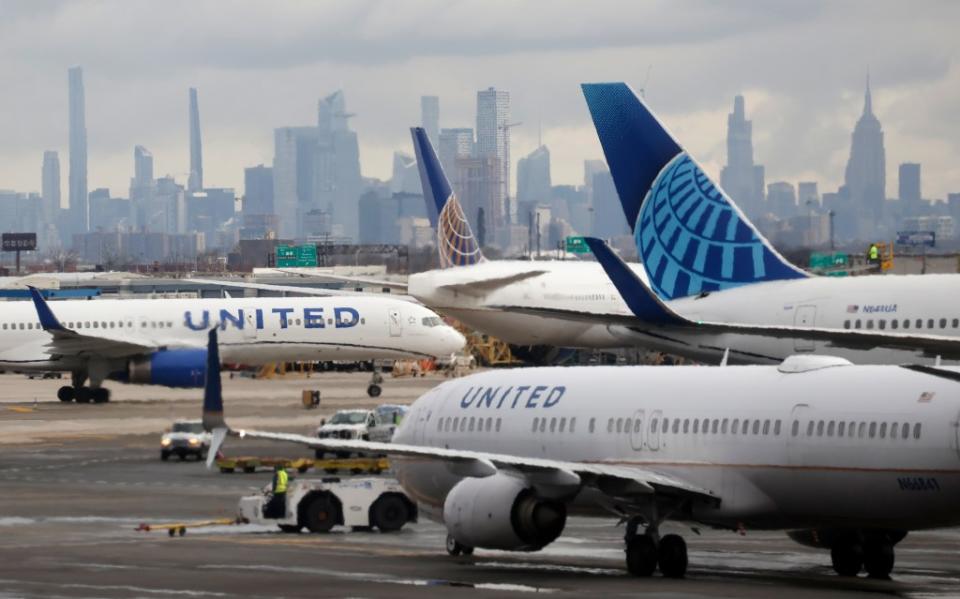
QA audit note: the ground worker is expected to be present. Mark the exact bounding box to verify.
[266,464,289,518]
[868,243,880,268]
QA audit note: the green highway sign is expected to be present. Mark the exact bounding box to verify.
[276,244,318,267]
[565,236,589,254]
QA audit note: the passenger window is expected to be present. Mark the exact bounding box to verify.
[532,418,539,433]
[791,420,799,436]
[468,417,475,432]
[538,418,546,433]
[607,418,614,433]
[838,422,845,436]
[550,418,557,433]
[879,422,887,438]
[774,420,781,435]
[634,420,641,433]
[616,418,623,434]
[913,423,921,439]
[570,418,576,433]
[673,420,680,434]
[496,418,502,432]
[889,421,897,440]
[744,419,751,435]
[460,418,467,433]
[721,418,729,434]
[903,319,910,329]
[869,422,877,438]
[624,418,632,433]
[589,418,595,433]
[916,319,923,329]
[486,417,493,431]
[662,418,669,433]
[855,319,861,329]
[708,419,716,434]
[858,422,866,438]
[816,420,824,436]
[732,419,740,434]
[953,319,959,328]
[650,419,658,434]
[891,320,898,330]
[806,421,814,436]
[683,419,690,433]
[827,421,835,436]
[762,420,770,435]
[843,320,850,329]
[692,419,700,433]
[451,417,459,432]
[559,418,567,433]
[928,319,935,329]
[753,420,760,435]
[866,320,874,330]
[878,320,885,330]
[901,422,909,439]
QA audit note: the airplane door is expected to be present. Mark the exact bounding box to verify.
[630,409,645,451]
[648,410,662,451]
[793,305,816,352]
[787,404,811,465]
[388,308,402,337]
[243,307,258,340]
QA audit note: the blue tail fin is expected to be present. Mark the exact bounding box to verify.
[581,83,807,300]
[410,127,485,268]
[202,328,225,431]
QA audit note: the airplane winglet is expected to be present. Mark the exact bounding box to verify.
[583,238,686,326]
[27,286,67,332]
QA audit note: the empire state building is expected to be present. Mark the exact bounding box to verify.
[843,76,886,236]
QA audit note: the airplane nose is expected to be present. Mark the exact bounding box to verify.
[445,327,466,354]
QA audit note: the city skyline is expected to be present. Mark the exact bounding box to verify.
[1,1,958,204]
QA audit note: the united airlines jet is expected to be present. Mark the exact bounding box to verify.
[0,288,464,403]
[204,327,960,580]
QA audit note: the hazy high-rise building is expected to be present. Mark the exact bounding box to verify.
[68,66,88,234]
[316,90,363,239]
[421,96,439,148]
[272,126,316,238]
[797,182,820,208]
[516,145,551,226]
[899,163,921,204]
[188,88,203,192]
[133,145,153,188]
[391,151,421,195]
[129,145,155,229]
[476,87,510,227]
[438,128,474,179]
[766,181,797,219]
[843,77,886,229]
[592,170,630,238]
[41,151,61,246]
[243,165,274,217]
[720,95,765,218]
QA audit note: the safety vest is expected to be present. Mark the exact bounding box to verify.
[275,469,289,494]
[869,245,879,260]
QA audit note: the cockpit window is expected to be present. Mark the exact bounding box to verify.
[421,317,443,327]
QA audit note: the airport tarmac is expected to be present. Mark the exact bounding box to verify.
[1,372,960,597]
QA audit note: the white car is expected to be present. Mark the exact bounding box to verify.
[314,406,408,459]
[160,419,211,461]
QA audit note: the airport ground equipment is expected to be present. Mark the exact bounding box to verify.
[237,477,416,534]
[314,405,407,458]
[215,456,389,475]
[160,419,211,461]
[136,517,241,537]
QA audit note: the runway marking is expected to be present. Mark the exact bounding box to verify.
[6,407,34,414]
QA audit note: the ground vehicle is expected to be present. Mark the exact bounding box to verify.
[237,477,416,534]
[314,406,407,458]
[160,419,211,461]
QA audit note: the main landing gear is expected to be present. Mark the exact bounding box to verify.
[57,372,110,404]
[445,533,474,557]
[624,517,688,578]
[830,532,898,579]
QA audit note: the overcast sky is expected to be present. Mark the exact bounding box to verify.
[1,0,958,204]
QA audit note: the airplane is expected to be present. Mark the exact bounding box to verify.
[202,325,960,580]
[490,82,960,364]
[1,287,464,403]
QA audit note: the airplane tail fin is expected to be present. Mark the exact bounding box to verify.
[581,83,807,300]
[410,127,486,268]
[202,328,226,430]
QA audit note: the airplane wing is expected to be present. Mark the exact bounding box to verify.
[184,277,420,303]
[27,287,193,359]
[198,327,716,509]
[437,269,549,295]
[497,240,960,359]
[272,269,409,291]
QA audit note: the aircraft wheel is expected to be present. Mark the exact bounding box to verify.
[864,542,894,579]
[831,541,864,577]
[625,534,658,577]
[658,534,688,578]
[367,384,382,398]
[445,533,472,556]
[74,387,92,403]
[91,388,110,403]
[57,386,75,402]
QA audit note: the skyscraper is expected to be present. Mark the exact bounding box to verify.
[438,128,474,178]
[68,66,88,235]
[476,87,510,227]
[188,88,203,192]
[421,96,439,148]
[899,163,921,204]
[516,145,551,225]
[133,145,154,188]
[243,165,274,217]
[843,76,886,233]
[41,151,61,246]
[719,95,765,218]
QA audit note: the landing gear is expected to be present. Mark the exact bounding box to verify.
[56,371,110,404]
[57,386,75,402]
[623,517,688,578]
[91,388,110,403]
[445,533,474,556]
[863,541,894,579]
[367,371,383,398]
[831,539,864,577]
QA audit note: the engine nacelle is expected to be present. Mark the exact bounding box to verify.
[126,349,207,388]
[443,474,566,551]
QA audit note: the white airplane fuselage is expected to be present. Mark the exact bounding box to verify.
[393,361,960,531]
[0,296,464,373]
[411,261,960,364]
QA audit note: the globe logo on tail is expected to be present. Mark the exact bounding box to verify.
[437,193,485,268]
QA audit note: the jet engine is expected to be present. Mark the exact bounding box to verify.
[125,349,207,388]
[443,473,566,551]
